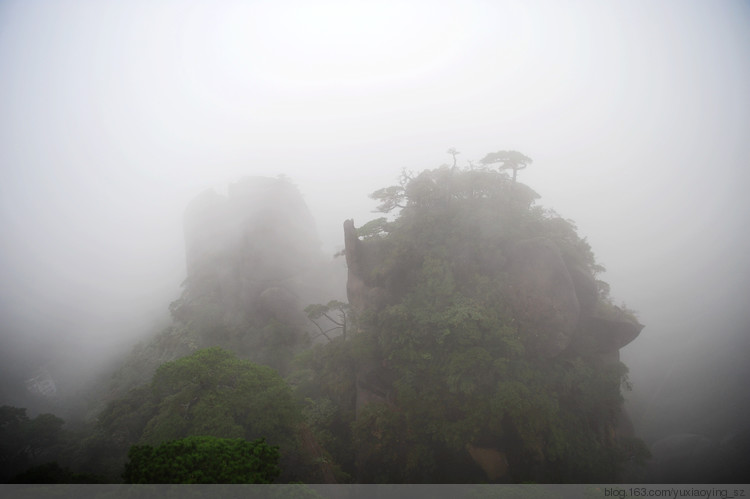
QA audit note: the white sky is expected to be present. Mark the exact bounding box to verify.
[1,0,749,402]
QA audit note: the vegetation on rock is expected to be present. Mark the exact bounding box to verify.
[297,159,647,482]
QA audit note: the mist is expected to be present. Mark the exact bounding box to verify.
[1,0,749,474]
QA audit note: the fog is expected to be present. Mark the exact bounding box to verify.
[1,0,749,449]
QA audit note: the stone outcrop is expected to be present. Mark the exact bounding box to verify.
[580,315,644,356]
[164,175,350,374]
[343,218,644,481]
[343,219,367,315]
[105,175,348,434]
[343,219,388,318]
[505,237,642,360]
[182,176,321,329]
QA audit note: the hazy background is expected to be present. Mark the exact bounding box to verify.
[1,0,748,442]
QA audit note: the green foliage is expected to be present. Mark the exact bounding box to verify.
[98,386,156,444]
[356,217,390,239]
[122,435,280,484]
[165,267,311,377]
[304,300,349,342]
[0,406,66,482]
[89,347,306,482]
[352,403,418,482]
[141,347,301,447]
[294,157,643,482]
[370,186,406,214]
[290,338,359,478]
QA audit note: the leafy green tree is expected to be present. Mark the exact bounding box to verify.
[369,169,413,214]
[289,337,360,480]
[122,436,280,484]
[91,348,311,482]
[140,347,301,447]
[304,300,349,342]
[370,185,406,213]
[355,217,390,239]
[480,150,532,183]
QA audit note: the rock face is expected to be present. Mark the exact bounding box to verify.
[183,177,321,325]
[343,219,387,318]
[343,219,367,315]
[505,237,643,361]
[506,237,582,358]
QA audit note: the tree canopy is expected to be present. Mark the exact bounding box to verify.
[480,150,533,183]
[86,347,309,481]
[123,435,280,484]
[97,348,301,446]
